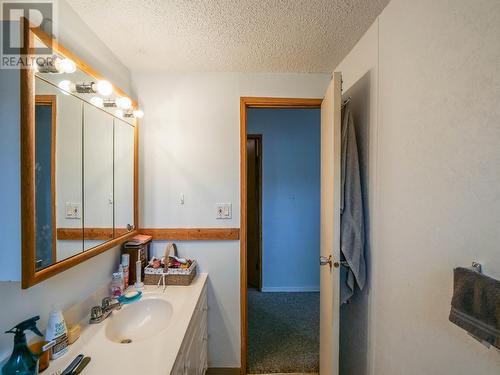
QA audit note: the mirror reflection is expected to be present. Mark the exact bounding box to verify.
[35,78,84,270]
[34,95,56,269]
[83,103,114,250]
[34,67,135,270]
[114,119,135,237]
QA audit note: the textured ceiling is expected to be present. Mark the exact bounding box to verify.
[67,0,389,73]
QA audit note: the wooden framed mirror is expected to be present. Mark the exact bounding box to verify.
[20,19,139,288]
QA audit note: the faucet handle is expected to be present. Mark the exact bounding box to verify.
[90,306,103,320]
[101,297,113,309]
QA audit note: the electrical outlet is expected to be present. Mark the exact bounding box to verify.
[216,203,232,219]
[65,202,81,219]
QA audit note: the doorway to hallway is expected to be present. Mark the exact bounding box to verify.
[245,107,321,374]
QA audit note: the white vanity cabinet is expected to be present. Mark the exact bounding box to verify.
[171,284,208,375]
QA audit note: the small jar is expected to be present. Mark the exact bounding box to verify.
[110,272,124,297]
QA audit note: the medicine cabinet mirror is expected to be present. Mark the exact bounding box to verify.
[21,20,139,288]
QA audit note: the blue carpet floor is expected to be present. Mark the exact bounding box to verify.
[247,290,320,374]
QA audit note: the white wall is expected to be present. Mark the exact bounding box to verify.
[133,72,329,367]
[0,0,131,360]
[336,0,500,374]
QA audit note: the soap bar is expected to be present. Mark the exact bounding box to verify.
[124,290,139,299]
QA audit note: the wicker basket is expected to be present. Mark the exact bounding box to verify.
[144,243,197,286]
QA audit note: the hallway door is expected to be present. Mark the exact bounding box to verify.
[247,135,262,290]
[320,72,342,375]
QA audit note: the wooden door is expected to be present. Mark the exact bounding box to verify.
[319,72,342,375]
[246,135,262,289]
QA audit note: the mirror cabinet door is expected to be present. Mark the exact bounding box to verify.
[83,103,114,250]
[27,36,138,286]
[35,77,84,270]
[114,118,135,236]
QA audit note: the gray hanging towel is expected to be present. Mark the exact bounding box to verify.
[449,267,500,349]
[340,102,366,305]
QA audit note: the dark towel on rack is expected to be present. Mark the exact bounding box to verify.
[449,267,500,349]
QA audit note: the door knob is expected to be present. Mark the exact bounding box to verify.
[319,255,333,267]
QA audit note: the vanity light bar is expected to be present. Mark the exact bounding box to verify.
[102,97,132,109]
[121,109,144,119]
[103,98,117,108]
[33,56,59,73]
[57,80,113,96]
[34,56,76,74]
[58,80,141,117]
[74,82,95,93]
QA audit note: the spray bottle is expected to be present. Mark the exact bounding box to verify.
[2,316,43,375]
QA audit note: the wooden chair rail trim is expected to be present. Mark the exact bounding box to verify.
[139,228,240,241]
[56,228,131,241]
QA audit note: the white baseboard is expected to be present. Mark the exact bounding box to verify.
[260,286,320,292]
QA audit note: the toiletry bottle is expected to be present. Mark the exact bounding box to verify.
[45,307,69,360]
[118,264,125,291]
[2,316,43,375]
[122,254,130,289]
[111,272,124,297]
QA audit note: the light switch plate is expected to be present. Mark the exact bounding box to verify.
[216,203,232,219]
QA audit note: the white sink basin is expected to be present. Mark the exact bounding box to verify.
[105,297,173,343]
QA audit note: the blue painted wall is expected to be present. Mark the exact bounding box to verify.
[0,66,21,281]
[247,108,320,291]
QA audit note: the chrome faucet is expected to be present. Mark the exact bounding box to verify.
[89,297,121,324]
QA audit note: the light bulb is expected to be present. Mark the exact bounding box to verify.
[116,96,132,110]
[57,58,76,74]
[115,109,124,118]
[133,109,144,119]
[90,96,104,107]
[58,80,74,95]
[94,80,113,96]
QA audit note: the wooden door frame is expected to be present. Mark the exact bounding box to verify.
[240,97,322,374]
[246,134,262,291]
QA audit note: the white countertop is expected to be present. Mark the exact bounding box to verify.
[49,273,208,375]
